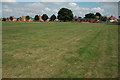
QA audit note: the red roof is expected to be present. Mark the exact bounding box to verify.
[109,16,117,20]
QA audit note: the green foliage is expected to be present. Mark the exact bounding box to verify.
[57,8,73,22]
[100,16,107,21]
[26,16,30,21]
[17,18,19,21]
[10,16,13,21]
[42,14,49,21]
[95,12,102,17]
[2,18,6,21]
[78,17,82,19]
[50,14,56,21]
[85,13,95,18]
[34,15,39,21]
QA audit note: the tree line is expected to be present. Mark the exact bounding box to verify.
[2,8,108,22]
[32,8,74,22]
[34,14,56,21]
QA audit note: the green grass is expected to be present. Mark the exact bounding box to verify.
[2,22,118,78]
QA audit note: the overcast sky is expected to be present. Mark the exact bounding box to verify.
[0,0,119,18]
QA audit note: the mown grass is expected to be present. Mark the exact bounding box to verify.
[2,22,118,78]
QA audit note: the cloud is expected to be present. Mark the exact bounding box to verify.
[58,2,105,17]
[2,2,118,18]
[68,3,77,6]
[99,2,118,9]
[118,2,120,16]
[98,2,118,17]
[25,3,44,8]
[68,3,80,10]
[2,0,16,2]
[91,7,104,12]
[3,8,12,12]
[36,0,68,2]
[2,2,59,17]
[99,0,119,2]
[2,2,20,7]
[45,7,50,11]
[3,5,8,8]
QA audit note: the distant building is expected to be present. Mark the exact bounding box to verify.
[17,16,26,21]
[6,17,11,21]
[39,16,44,22]
[17,17,22,21]
[18,17,21,21]
[72,16,80,22]
[109,16,118,23]
[72,16,98,23]
[6,16,17,21]
[6,18,9,21]
[45,19,51,22]
[12,16,17,21]
[21,16,26,21]
[54,19,59,22]
[5,15,119,23]
[89,19,98,23]
[95,16,100,19]
[28,18,34,22]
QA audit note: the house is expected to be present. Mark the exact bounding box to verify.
[89,19,98,23]
[18,17,21,21]
[54,19,59,22]
[95,16,100,20]
[17,16,26,21]
[12,16,17,21]
[45,19,51,22]
[95,16,100,18]
[82,18,90,22]
[6,17,11,21]
[72,16,98,23]
[72,16,80,22]
[39,16,44,22]
[28,18,34,22]
[109,16,118,22]
[17,17,22,21]
[6,16,17,21]
[21,16,26,21]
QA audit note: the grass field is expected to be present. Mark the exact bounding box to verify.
[2,22,118,78]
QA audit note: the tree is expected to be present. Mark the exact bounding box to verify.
[95,12,102,17]
[50,14,56,21]
[42,14,49,21]
[85,13,95,18]
[34,15,39,21]
[10,16,13,21]
[100,16,107,21]
[78,17,82,19]
[57,8,73,22]
[26,16,30,21]
[2,18,6,21]
[17,18,19,21]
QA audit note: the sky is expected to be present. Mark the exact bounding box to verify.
[1,0,120,2]
[0,0,119,18]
